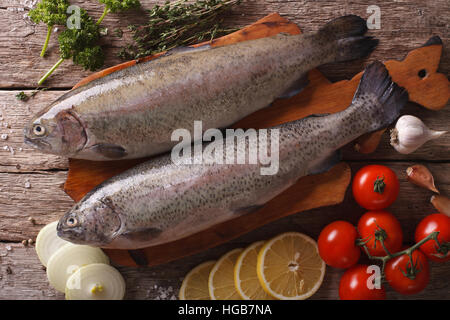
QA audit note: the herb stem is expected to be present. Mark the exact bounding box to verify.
[40,26,53,57]
[96,7,110,26]
[38,57,64,86]
[120,0,240,60]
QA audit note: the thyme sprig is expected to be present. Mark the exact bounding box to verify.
[119,0,240,60]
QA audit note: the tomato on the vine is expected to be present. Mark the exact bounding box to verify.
[357,211,403,257]
[415,213,450,262]
[318,221,361,269]
[339,264,386,300]
[385,249,430,295]
[352,165,399,210]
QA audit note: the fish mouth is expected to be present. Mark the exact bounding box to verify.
[56,221,85,243]
[24,135,52,151]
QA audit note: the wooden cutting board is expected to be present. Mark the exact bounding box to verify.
[64,13,449,267]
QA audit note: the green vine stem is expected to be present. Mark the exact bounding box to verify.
[358,230,443,280]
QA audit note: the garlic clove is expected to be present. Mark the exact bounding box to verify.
[406,164,439,193]
[431,195,450,217]
[390,115,447,154]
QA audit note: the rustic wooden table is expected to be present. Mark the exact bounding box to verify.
[0,0,448,300]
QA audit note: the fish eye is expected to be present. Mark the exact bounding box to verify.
[32,124,46,136]
[66,217,78,227]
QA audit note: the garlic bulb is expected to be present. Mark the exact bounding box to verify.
[390,115,447,154]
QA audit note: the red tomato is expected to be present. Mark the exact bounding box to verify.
[318,221,361,269]
[415,213,450,262]
[352,165,399,210]
[339,264,386,300]
[385,249,430,295]
[357,211,403,257]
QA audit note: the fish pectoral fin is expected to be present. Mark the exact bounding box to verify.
[88,143,128,159]
[277,74,309,99]
[121,227,163,242]
[308,150,342,175]
[233,204,265,216]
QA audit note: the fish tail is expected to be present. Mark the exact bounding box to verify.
[318,15,379,62]
[352,61,409,131]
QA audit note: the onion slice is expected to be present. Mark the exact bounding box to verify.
[65,263,126,300]
[35,221,70,267]
[47,244,109,293]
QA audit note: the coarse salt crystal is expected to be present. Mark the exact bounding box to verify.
[6,245,12,251]
[24,180,31,188]
[1,134,7,140]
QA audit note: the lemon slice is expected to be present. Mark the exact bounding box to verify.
[208,248,243,300]
[47,243,110,293]
[257,232,325,300]
[179,261,216,300]
[65,263,126,300]
[35,221,70,267]
[234,241,273,300]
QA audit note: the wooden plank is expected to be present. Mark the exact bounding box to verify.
[1,239,448,300]
[0,171,73,242]
[0,0,448,88]
[1,90,447,175]
[1,162,448,244]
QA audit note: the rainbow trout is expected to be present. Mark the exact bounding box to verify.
[25,15,377,160]
[57,62,408,249]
